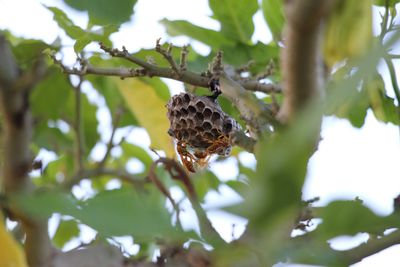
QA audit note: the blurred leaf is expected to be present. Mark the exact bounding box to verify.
[192,171,221,201]
[63,0,137,26]
[139,77,170,102]
[373,0,400,6]
[73,24,118,52]
[46,6,86,39]
[33,123,73,154]
[87,75,138,127]
[160,19,235,48]
[247,102,321,226]
[13,188,183,241]
[63,91,99,155]
[37,155,73,186]
[46,6,117,52]
[319,200,400,239]
[214,243,259,267]
[327,84,369,128]
[0,211,28,267]
[225,180,248,197]
[324,0,373,67]
[31,68,71,120]
[261,0,284,40]
[78,188,174,239]
[325,43,387,126]
[209,0,258,43]
[222,42,280,75]
[367,74,400,125]
[53,219,80,248]
[121,142,153,172]
[11,39,53,70]
[116,78,175,157]
[13,190,80,218]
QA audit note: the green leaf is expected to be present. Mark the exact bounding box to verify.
[246,103,321,226]
[139,77,170,103]
[78,188,174,238]
[261,0,284,40]
[319,200,400,239]
[327,85,369,128]
[63,0,137,26]
[209,0,258,43]
[64,91,99,155]
[121,142,153,172]
[13,190,80,218]
[86,75,138,127]
[225,180,248,197]
[31,68,72,120]
[160,19,235,48]
[373,0,400,6]
[37,155,74,186]
[53,219,80,248]
[116,78,175,157]
[192,171,221,201]
[11,39,53,70]
[46,6,86,39]
[325,45,388,127]
[221,42,280,75]
[13,188,182,241]
[46,6,118,52]
[32,123,73,154]
[367,75,400,125]
[73,24,118,52]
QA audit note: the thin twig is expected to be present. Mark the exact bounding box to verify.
[148,159,183,230]
[73,77,85,173]
[63,168,148,189]
[155,39,181,77]
[209,50,224,79]
[179,45,189,72]
[152,158,224,244]
[97,107,123,169]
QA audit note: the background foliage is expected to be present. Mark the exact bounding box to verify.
[1,0,400,266]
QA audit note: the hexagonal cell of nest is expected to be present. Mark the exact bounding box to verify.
[166,92,241,150]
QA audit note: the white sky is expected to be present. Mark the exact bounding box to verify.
[1,0,400,266]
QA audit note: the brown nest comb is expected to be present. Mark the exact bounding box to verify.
[166,92,240,172]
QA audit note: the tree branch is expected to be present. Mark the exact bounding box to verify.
[152,158,224,245]
[220,74,278,136]
[51,43,282,95]
[0,34,54,267]
[155,39,181,77]
[338,230,400,265]
[278,0,335,122]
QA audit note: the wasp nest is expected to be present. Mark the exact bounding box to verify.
[166,92,240,156]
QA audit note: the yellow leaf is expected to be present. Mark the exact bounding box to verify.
[324,0,372,67]
[0,211,28,267]
[116,78,175,157]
